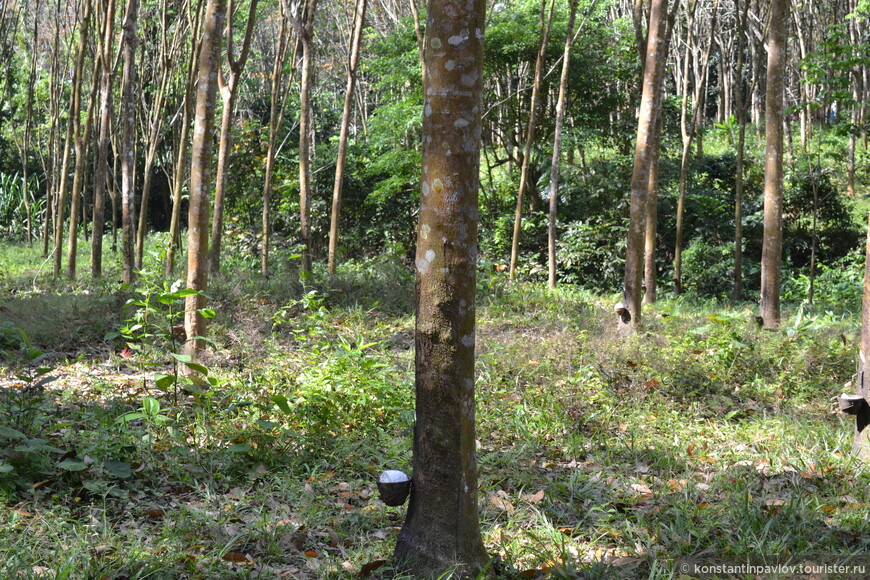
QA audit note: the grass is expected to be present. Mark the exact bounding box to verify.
[0,237,867,579]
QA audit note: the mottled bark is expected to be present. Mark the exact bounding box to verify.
[328,0,367,278]
[184,0,225,359]
[120,0,140,285]
[548,0,578,290]
[760,0,787,329]
[620,0,670,331]
[393,0,489,576]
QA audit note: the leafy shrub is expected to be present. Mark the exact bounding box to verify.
[681,239,735,299]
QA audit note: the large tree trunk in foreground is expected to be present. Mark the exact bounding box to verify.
[760,0,787,329]
[296,0,317,277]
[393,0,489,576]
[619,0,670,332]
[183,0,225,360]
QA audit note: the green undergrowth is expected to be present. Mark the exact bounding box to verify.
[0,240,866,578]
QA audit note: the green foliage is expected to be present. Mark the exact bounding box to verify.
[681,240,736,299]
[0,172,42,241]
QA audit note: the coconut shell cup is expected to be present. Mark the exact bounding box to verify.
[378,479,411,506]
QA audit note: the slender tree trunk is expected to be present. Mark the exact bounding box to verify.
[547,0,578,290]
[120,0,139,284]
[165,0,205,278]
[760,0,788,329]
[54,0,89,275]
[19,1,41,249]
[208,0,259,275]
[393,0,489,575]
[619,0,670,331]
[509,0,555,282]
[137,0,183,269]
[673,0,718,295]
[328,0,367,279]
[184,0,225,360]
[732,0,750,302]
[296,0,318,277]
[261,8,293,278]
[91,0,116,278]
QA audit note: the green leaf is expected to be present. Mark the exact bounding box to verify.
[171,353,192,363]
[103,461,132,479]
[199,308,216,319]
[183,362,209,375]
[256,420,279,431]
[142,397,161,416]
[104,331,121,341]
[115,412,147,424]
[154,373,176,390]
[224,443,253,453]
[57,459,89,472]
[0,461,13,474]
[271,395,292,415]
[0,426,27,440]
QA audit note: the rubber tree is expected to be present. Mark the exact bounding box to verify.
[619,0,670,332]
[184,0,225,359]
[207,0,259,275]
[327,0,367,279]
[547,0,578,290]
[760,0,788,329]
[120,0,140,285]
[508,0,555,282]
[91,0,116,278]
[392,0,489,576]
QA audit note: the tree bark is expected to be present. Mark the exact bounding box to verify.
[620,0,670,331]
[508,0,555,282]
[183,0,225,359]
[164,0,205,278]
[120,0,140,285]
[296,0,318,277]
[393,0,489,576]
[327,0,367,279]
[548,0,578,290]
[91,0,117,278]
[760,0,787,329]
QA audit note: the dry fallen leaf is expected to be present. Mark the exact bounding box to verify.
[490,495,515,514]
[522,489,546,504]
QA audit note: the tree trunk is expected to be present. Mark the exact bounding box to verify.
[296,0,317,277]
[673,0,718,295]
[760,0,787,329]
[262,6,294,278]
[392,0,489,576]
[619,0,670,331]
[327,0,367,279]
[547,0,578,290]
[732,0,750,302]
[183,0,225,360]
[91,0,116,278]
[208,0,259,275]
[165,0,205,278]
[508,0,555,282]
[120,0,140,285]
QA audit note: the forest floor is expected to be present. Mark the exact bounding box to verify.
[0,239,868,579]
